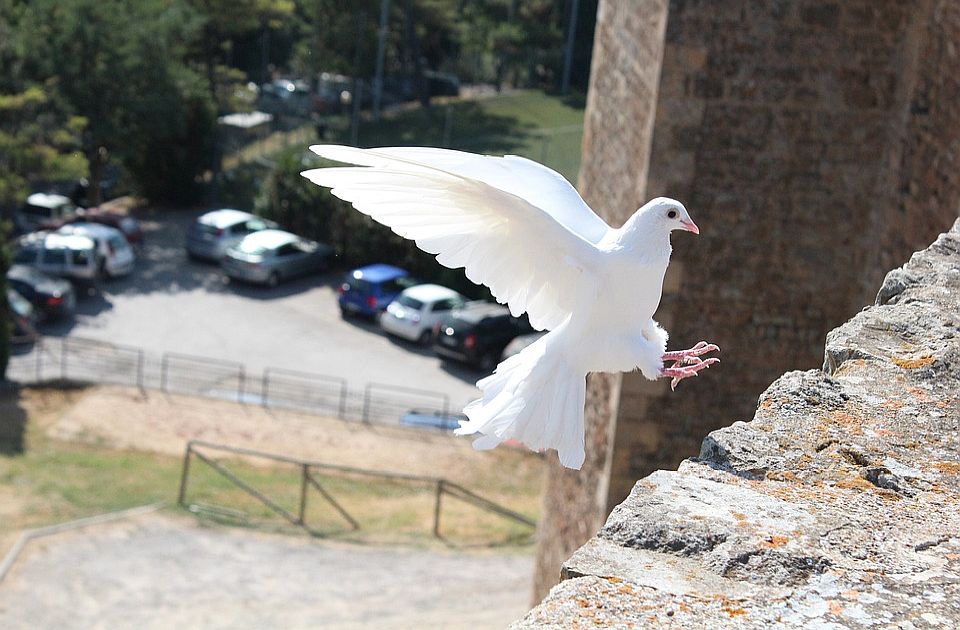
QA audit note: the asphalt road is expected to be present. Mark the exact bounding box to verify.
[41,209,482,408]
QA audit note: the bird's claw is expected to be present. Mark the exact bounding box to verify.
[661,342,720,390]
[662,341,720,362]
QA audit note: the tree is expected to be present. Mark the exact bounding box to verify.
[0,218,10,381]
[187,0,296,108]
[20,0,217,205]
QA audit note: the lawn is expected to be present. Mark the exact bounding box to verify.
[0,387,542,550]
[347,90,587,184]
[219,89,587,207]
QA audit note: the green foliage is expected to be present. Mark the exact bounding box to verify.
[18,0,216,205]
[0,84,86,212]
[0,218,11,380]
[187,0,297,100]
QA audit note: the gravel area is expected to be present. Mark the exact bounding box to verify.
[0,512,533,629]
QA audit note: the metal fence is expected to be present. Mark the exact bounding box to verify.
[178,440,536,540]
[7,336,466,429]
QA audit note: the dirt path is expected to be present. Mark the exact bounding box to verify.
[49,385,544,488]
[0,512,532,629]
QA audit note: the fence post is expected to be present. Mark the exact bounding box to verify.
[361,384,371,423]
[433,479,444,538]
[136,349,145,391]
[540,135,551,165]
[177,444,193,506]
[441,394,449,419]
[35,338,43,381]
[298,464,309,525]
[160,354,169,393]
[338,380,348,420]
[261,370,270,408]
[238,366,246,404]
[60,337,68,380]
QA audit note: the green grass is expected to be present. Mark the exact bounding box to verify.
[0,389,540,549]
[340,90,586,184]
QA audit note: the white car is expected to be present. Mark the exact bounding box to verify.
[379,284,466,344]
[14,231,100,282]
[57,223,135,278]
[186,209,277,261]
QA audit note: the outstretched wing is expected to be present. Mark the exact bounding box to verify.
[302,145,606,331]
[362,147,611,245]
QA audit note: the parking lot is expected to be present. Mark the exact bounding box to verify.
[37,208,482,409]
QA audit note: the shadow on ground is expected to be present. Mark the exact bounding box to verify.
[0,385,28,455]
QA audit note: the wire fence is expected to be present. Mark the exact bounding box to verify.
[226,102,584,186]
[6,336,466,429]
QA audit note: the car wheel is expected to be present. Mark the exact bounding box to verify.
[266,272,280,288]
[417,330,432,345]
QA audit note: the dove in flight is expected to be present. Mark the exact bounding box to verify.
[302,145,719,469]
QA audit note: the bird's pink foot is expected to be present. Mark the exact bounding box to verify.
[661,342,720,390]
[662,341,720,363]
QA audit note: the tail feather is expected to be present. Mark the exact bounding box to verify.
[456,324,586,469]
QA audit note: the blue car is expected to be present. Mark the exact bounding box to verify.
[338,264,417,318]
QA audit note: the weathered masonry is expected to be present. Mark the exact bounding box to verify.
[534,0,960,601]
[519,222,960,626]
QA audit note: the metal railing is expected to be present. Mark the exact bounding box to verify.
[161,353,246,403]
[7,335,467,429]
[177,440,535,540]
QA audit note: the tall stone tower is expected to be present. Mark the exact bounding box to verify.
[533,0,960,602]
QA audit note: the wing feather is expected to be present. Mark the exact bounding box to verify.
[302,145,604,330]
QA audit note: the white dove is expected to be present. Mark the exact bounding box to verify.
[302,145,719,469]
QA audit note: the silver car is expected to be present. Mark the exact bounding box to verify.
[222,229,334,287]
[186,209,277,261]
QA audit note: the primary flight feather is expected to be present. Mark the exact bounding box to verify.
[302,145,719,469]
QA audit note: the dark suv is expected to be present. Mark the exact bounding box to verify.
[432,303,533,372]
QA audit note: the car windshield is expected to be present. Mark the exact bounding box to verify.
[397,295,424,310]
[7,289,32,316]
[41,248,67,265]
[195,223,220,235]
[345,277,371,291]
[236,240,269,255]
[76,248,92,265]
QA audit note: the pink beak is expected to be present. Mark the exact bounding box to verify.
[680,219,700,235]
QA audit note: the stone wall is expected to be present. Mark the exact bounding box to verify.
[516,220,960,628]
[531,0,670,602]
[533,0,960,602]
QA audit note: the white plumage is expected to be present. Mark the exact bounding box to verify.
[302,145,718,469]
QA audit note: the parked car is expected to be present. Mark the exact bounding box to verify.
[400,410,465,431]
[56,208,144,246]
[186,209,277,261]
[15,192,78,233]
[57,223,135,278]
[432,303,534,372]
[337,264,417,318]
[379,284,466,344]
[222,229,334,287]
[7,288,38,345]
[13,231,100,283]
[6,264,76,322]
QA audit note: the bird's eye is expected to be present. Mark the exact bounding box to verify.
[667,210,678,219]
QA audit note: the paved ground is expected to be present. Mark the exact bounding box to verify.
[0,513,533,629]
[40,208,481,408]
